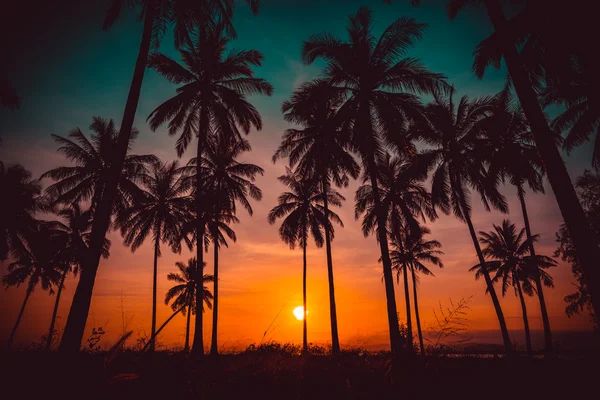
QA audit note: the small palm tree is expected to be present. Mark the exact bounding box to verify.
[390,226,443,356]
[117,160,191,351]
[416,90,514,354]
[470,220,556,356]
[268,168,343,354]
[148,23,272,356]
[302,7,448,354]
[165,258,214,352]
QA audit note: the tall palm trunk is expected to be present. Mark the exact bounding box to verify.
[46,268,68,351]
[485,0,600,320]
[410,265,426,357]
[184,287,193,352]
[143,305,185,351]
[460,197,513,354]
[59,1,157,353]
[302,223,308,354]
[210,233,219,356]
[514,273,533,357]
[402,266,414,351]
[7,289,32,349]
[321,176,340,354]
[150,225,161,352]
[517,184,552,355]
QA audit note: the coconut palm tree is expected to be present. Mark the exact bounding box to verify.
[0,163,43,261]
[470,220,556,356]
[59,0,260,353]
[301,7,448,354]
[390,226,443,356]
[482,89,554,355]
[448,0,600,323]
[275,80,360,354]
[415,90,513,354]
[116,160,191,351]
[268,168,343,354]
[3,225,65,349]
[165,258,214,352]
[148,23,272,356]
[44,204,111,351]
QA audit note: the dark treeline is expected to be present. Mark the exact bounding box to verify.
[1,0,599,361]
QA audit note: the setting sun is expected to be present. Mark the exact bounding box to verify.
[293,306,307,321]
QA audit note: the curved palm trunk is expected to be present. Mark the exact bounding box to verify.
[410,265,426,357]
[46,268,68,351]
[321,176,340,354]
[515,274,533,357]
[7,289,32,349]
[143,305,186,352]
[302,224,308,355]
[485,0,600,321]
[210,237,219,356]
[184,287,194,352]
[402,266,414,351]
[461,197,513,355]
[150,226,161,352]
[59,1,157,353]
[517,185,552,356]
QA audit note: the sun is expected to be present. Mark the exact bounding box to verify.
[293,306,307,321]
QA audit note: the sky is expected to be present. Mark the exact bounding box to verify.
[0,0,596,352]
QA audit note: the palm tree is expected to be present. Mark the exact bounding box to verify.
[448,0,600,323]
[148,24,272,356]
[275,80,360,354]
[0,163,43,261]
[116,160,191,351]
[165,258,214,352]
[483,89,554,355]
[268,168,343,354]
[3,225,64,349]
[470,220,556,356]
[59,0,260,353]
[416,90,514,354]
[389,226,443,356]
[44,204,111,351]
[302,7,448,354]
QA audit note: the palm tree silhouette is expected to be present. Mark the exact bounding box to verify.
[275,80,359,354]
[483,88,554,355]
[268,168,343,354]
[449,0,600,323]
[148,23,271,356]
[301,6,448,354]
[0,163,43,261]
[390,226,443,356]
[44,204,110,351]
[470,220,556,356]
[165,258,214,352]
[59,0,259,353]
[416,90,513,354]
[3,225,64,349]
[117,160,191,351]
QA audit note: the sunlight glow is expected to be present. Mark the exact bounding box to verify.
[293,306,307,321]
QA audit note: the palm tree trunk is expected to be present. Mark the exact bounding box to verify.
[184,287,193,352]
[515,273,533,357]
[485,0,600,321]
[143,305,186,352]
[7,289,32,349]
[321,176,340,354]
[59,1,157,353]
[517,184,552,356]
[460,197,513,355]
[402,265,414,351]
[150,226,161,352]
[210,236,219,356]
[46,268,68,351]
[410,265,426,357]
[302,224,308,354]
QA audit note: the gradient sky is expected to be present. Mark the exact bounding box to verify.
[0,0,596,351]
